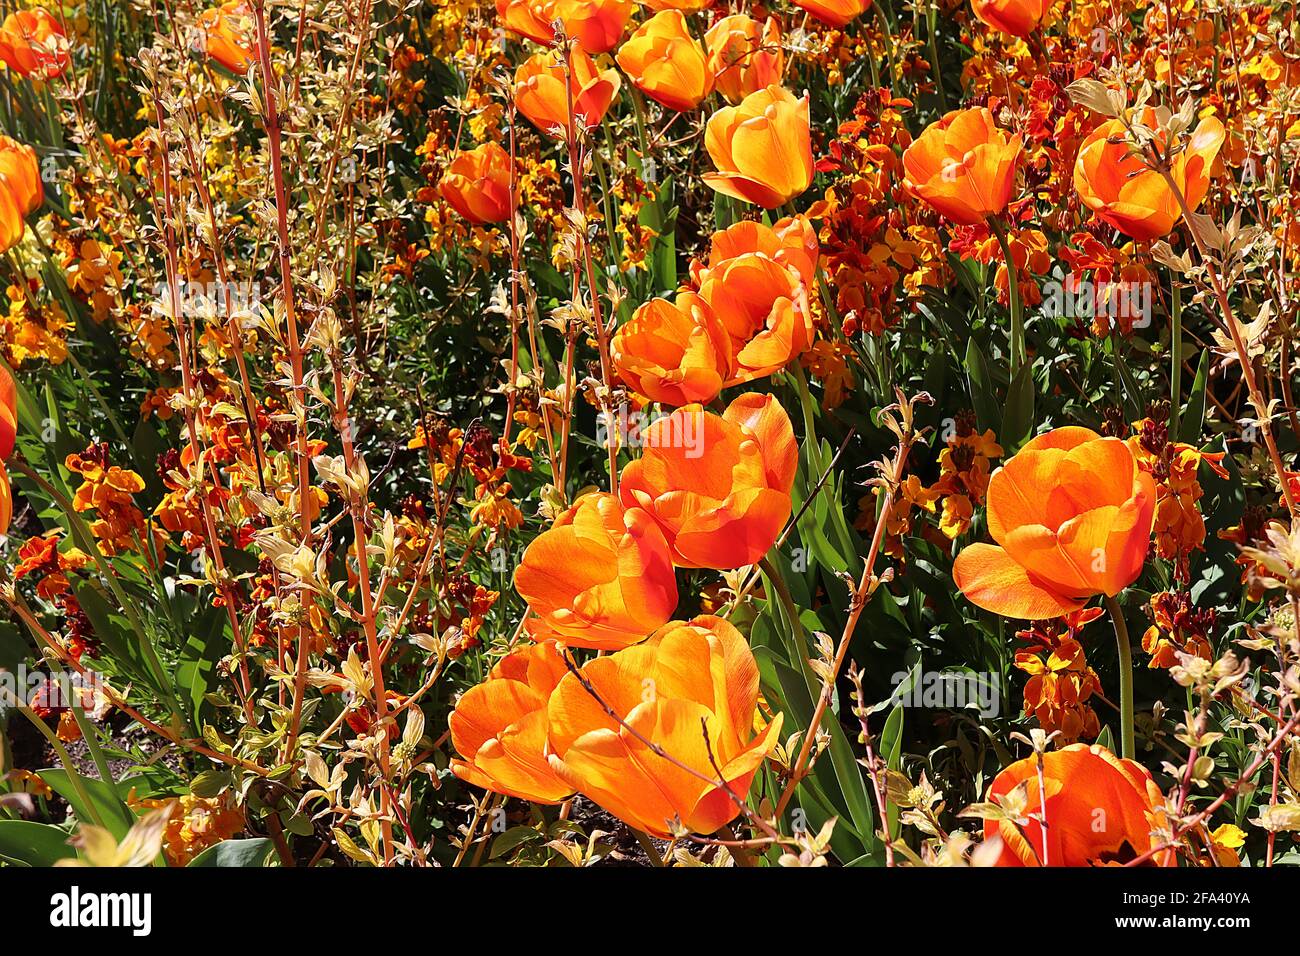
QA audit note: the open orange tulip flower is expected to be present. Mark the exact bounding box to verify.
[197,2,255,74]
[551,0,634,53]
[704,15,784,104]
[495,0,556,45]
[615,11,713,113]
[902,107,1023,225]
[984,744,1175,866]
[791,0,872,28]
[699,215,820,288]
[953,426,1156,619]
[546,615,783,837]
[619,393,797,569]
[970,0,1051,38]
[1074,108,1225,242]
[450,640,574,804]
[438,142,514,225]
[697,251,814,385]
[514,48,622,139]
[0,135,41,253]
[704,85,813,209]
[0,364,17,462]
[611,292,731,406]
[0,8,70,79]
[515,492,678,649]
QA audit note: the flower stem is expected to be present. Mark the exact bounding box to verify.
[990,218,1024,377]
[1104,593,1135,761]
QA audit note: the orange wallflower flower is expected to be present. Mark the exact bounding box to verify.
[0,8,70,79]
[439,142,514,224]
[615,11,712,113]
[515,492,678,648]
[902,107,1023,225]
[983,744,1174,866]
[619,393,797,569]
[704,15,784,104]
[546,615,783,837]
[953,426,1156,619]
[703,85,813,209]
[65,443,153,557]
[611,292,730,406]
[514,48,622,139]
[450,640,574,803]
[197,2,255,74]
[1073,109,1225,241]
[791,0,872,28]
[970,0,1051,38]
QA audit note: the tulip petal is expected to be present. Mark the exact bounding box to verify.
[953,542,1085,619]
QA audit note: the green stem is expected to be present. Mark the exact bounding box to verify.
[1104,594,1135,761]
[990,218,1024,376]
[1170,284,1182,436]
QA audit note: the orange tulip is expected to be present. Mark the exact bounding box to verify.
[704,15,784,104]
[902,107,1023,225]
[438,142,514,225]
[642,0,713,10]
[612,292,731,406]
[697,215,820,288]
[953,426,1156,620]
[0,363,16,461]
[697,251,814,386]
[615,11,712,113]
[1074,109,1225,242]
[969,0,1050,38]
[791,0,872,28]
[515,492,678,649]
[984,744,1175,866]
[514,48,622,139]
[450,640,574,803]
[197,2,255,74]
[551,0,634,53]
[546,614,783,837]
[0,135,44,217]
[619,393,797,569]
[0,461,11,536]
[704,85,813,209]
[496,0,555,45]
[0,8,70,79]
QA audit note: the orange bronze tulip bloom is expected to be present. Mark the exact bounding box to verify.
[615,11,712,113]
[902,107,1023,225]
[791,0,872,28]
[546,614,783,837]
[619,393,797,569]
[642,0,713,10]
[551,0,634,53]
[969,0,1050,38]
[704,85,813,209]
[698,215,819,288]
[514,48,622,139]
[953,426,1156,620]
[984,744,1175,866]
[450,640,574,803]
[438,142,514,225]
[704,15,784,104]
[698,250,814,385]
[515,492,678,649]
[496,0,555,45]
[0,8,70,79]
[0,136,43,216]
[611,292,730,406]
[0,363,16,461]
[197,2,255,74]
[1074,109,1225,242]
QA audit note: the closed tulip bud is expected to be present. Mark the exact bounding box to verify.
[546,614,784,837]
[791,0,872,28]
[0,136,43,218]
[704,15,784,104]
[515,492,678,649]
[953,426,1156,619]
[984,744,1175,866]
[615,11,712,113]
[514,48,622,139]
[438,142,514,224]
[969,0,1050,38]
[619,393,797,569]
[703,85,813,209]
[197,2,255,74]
[0,8,70,79]
[1074,108,1225,242]
[612,292,731,406]
[450,640,574,803]
[698,251,814,385]
[903,107,1022,225]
